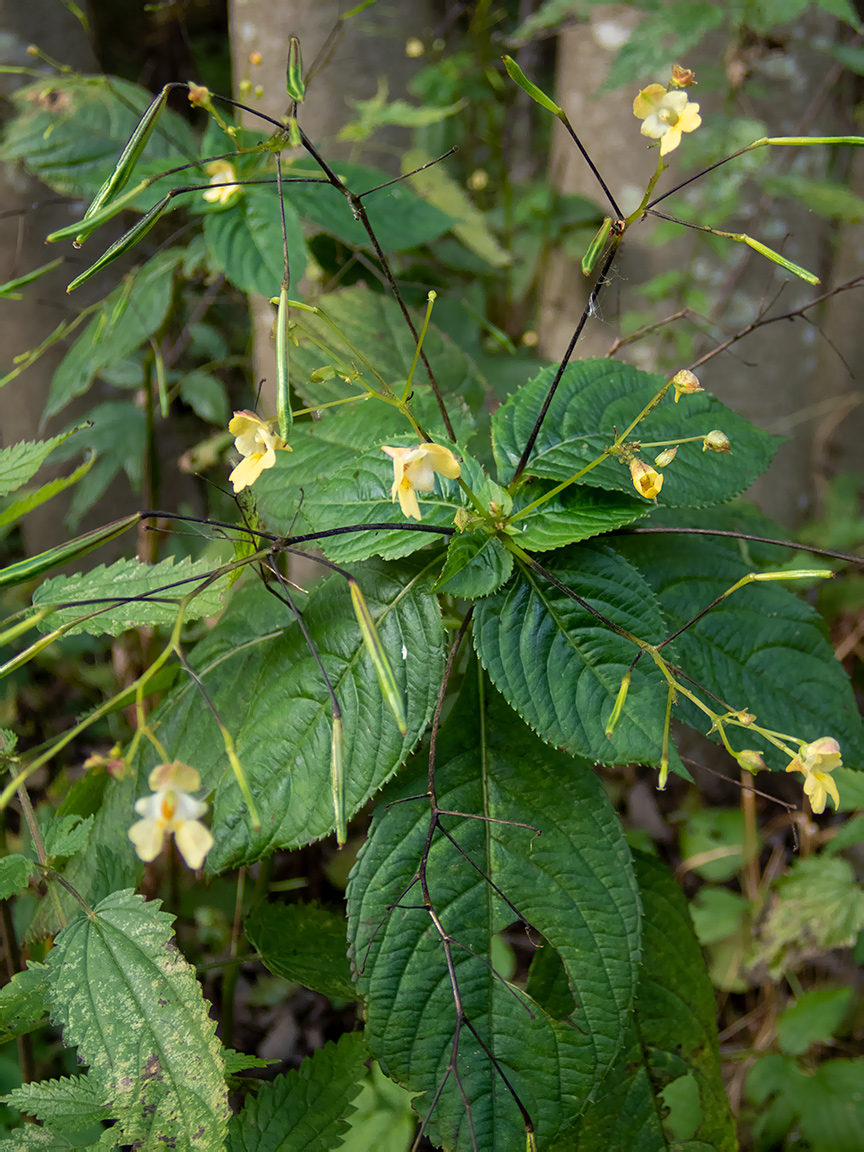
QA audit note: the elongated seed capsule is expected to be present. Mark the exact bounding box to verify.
[0,514,141,588]
[66,195,173,292]
[502,55,564,119]
[286,36,305,102]
[581,217,612,276]
[349,580,407,736]
[330,714,346,847]
[46,181,150,246]
[275,287,292,441]
[75,85,172,244]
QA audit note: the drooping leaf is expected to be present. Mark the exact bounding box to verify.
[204,187,307,298]
[473,542,684,769]
[149,561,444,871]
[226,1032,368,1152]
[245,901,355,1001]
[46,889,229,1150]
[492,359,779,507]
[46,249,184,418]
[0,963,50,1046]
[33,556,228,637]
[613,534,864,767]
[347,679,642,1151]
[0,855,35,900]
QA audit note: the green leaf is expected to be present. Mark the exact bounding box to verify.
[0,456,95,534]
[680,809,756,883]
[763,173,864,223]
[150,561,444,870]
[513,480,649,552]
[180,370,229,426]
[338,1064,416,1152]
[0,963,50,1046]
[435,530,513,597]
[602,4,725,93]
[0,432,77,497]
[688,887,749,946]
[832,767,864,811]
[41,815,94,861]
[347,680,642,1151]
[0,1127,103,1150]
[2,1076,109,1129]
[613,534,864,767]
[204,187,307,298]
[226,1032,368,1152]
[0,76,197,205]
[777,986,853,1055]
[245,902,355,1001]
[33,556,228,637]
[0,855,35,900]
[747,1053,864,1152]
[283,160,453,251]
[46,249,183,418]
[46,888,229,1150]
[558,853,736,1151]
[492,359,779,507]
[473,543,683,768]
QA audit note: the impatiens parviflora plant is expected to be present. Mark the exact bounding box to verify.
[0,49,862,1152]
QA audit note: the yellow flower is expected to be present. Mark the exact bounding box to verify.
[671,368,702,402]
[203,160,241,206]
[629,457,663,501]
[381,443,461,521]
[633,84,701,155]
[128,761,214,869]
[228,410,291,493]
[785,737,842,814]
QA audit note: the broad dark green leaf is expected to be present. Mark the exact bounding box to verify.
[613,534,864,767]
[46,889,228,1150]
[435,531,513,597]
[34,556,228,637]
[0,963,50,1045]
[46,249,183,418]
[473,542,684,769]
[513,479,649,552]
[149,562,444,870]
[0,76,197,206]
[347,681,642,1151]
[282,160,453,250]
[204,187,307,298]
[492,360,779,507]
[552,853,736,1151]
[245,902,355,1001]
[226,1033,368,1152]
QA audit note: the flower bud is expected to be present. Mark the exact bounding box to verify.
[702,429,731,453]
[672,369,702,402]
[654,446,678,467]
[736,749,767,773]
[629,457,664,501]
[670,64,697,88]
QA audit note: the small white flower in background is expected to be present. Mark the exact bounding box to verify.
[129,761,213,870]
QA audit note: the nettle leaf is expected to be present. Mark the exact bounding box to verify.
[282,159,453,250]
[0,1126,103,1150]
[347,681,642,1151]
[2,1075,110,1130]
[0,432,79,498]
[33,556,228,637]
[513,479,650,553]
[245,902,355,1001]
[556,853,735,1151]
[0,854,35,900]
[150,561,444,870]
[226,1032,368,1152]
[204,187,307,299]
[287,285,486,415]
[435,531,513,597]
[473,542,683,769]
[0,75,197,203]
[614,535,864,767]
[46,889,229,1150]
[492,360,779,508]
[41,814,94,860]
[47,249,184,419]
[0,963,50,1045]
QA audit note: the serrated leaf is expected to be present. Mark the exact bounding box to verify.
[0,1128,103,1150]
[2,1075,109,1129]
[492,360,779,507]
[347,680,642,1151]
[226,1032,368,1152]
[148,562,444,870]
[557,853,736,1151]
[41,815,94,860]
[473,542,684,768]
[46,889,229,1150]
[0,433,76,498]
[0,456,95,533]
[46,249,183,419]
[204,187,307,299]
[513,480,649,552]
[245,902,355,1001]
[283,159,452,251]
[0,963,50,1045]
[613,534,864,767]
[435,531,513,597]
[0,855,35,900]
[222,1049,273,1075]
[33,556,228,637]
[777,987,853,1055]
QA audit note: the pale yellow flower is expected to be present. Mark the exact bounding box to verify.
[633,84,701,155]
[381,443,461,521]
[228,410,291,493]
[785,737,842,814]
[672,368,702,402]
[702,429,731,453]
[203,160,241,206]
[128,761,213,869]
[629,457,663,501]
